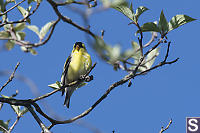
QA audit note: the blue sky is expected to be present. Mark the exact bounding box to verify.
[0,0,199,133]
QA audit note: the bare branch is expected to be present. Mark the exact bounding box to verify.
[159,119,172,133]
[0,62,20,92]
[47,0,96,38]
[32,63,96,102]
[0,0,26,16]
[8,116,21,133]
[27,105,51,133]
[0,18,60,48]
[56,0,97,7]
[0,1,41,27]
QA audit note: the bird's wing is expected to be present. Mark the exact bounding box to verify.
[61,55,71,96]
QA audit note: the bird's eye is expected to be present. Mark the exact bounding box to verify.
[81,43,85,48]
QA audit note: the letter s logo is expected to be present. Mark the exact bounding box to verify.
[188,119,198,132]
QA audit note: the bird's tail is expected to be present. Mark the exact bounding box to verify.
[64,87,75,108]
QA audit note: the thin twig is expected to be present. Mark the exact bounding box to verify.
[8,116,21,133]
[47,0,96,38]
[56,0,96,7]
[32,63,96,102]
[163,41,171,62]
[0,62,20,92]
[159,119,172,133]
[0,0,26,16]
[27,105,51,133]
[144,32,158,48]
[0,18,60,48]
[0,1,40,27]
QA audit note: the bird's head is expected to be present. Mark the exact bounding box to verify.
[73,42,86,52]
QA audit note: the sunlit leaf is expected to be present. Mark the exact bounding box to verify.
[39,21,55,40]
[14,23,26,31]
[29,48,37,55]
[20,46,29,52]
[26,25,40,37]
[5,40,15,50]
[11,105,20,116]
[145,47,160,69]
[113,4,135,21]
[136,22,160,34]
[101,0,127,8]
[135,6,148,22]
[17,32,26,40]
[158,10,168,34]
[19,107,28,116]
[17,6,28,18]
[168,15,196,32]
[131,41,142,59]
[93,36,109,62]
[48,82,61,91]
[0,31,10,38]
[3,23,13,31]
[108,44,121,64]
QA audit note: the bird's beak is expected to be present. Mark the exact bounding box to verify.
[75,45,80,51]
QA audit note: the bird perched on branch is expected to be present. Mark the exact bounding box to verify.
[61,42,92,108]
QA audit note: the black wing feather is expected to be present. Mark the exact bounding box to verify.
[61,55,71,96]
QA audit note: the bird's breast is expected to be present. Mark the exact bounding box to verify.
[67,51,91,82]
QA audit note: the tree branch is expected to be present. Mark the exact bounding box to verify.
[0,1,40,27]
[159,119,172,133]
[0,62,20,92]
[26,105,51,133]
[0,0,26,16]
[47,0,96,38]
[8,116,21,133]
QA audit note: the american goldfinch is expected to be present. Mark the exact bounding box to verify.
[61,42,92,108]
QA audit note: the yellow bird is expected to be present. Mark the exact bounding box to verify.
[61,42,92,108]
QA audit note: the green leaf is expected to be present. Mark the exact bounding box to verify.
[3,23,13,31]
[158,10,169,34]
[0,120,10,132]
[101,0,127,8]
[20,46,29,52]
[17,6,28,18]
[26,25,40,37]
[5,40,15,50]
[0,31,10,38]
[136,22,160,34]
[6,0,15,3]
[129,2,133,13]
[14,23,26,31]
[48,82,61,91]
[145,47,160,69]
[107,44,121,64]
[39,21,55,40]
[0,0,5,12]
[17,32,26,40]
[131,41,142,59]
[19,107,28,116]
[135,6,148,22]
[94,36,109,62]
[113,4,135,21]
[29,48,37,55]
[168,15,196,32]
[28,0,34,4]
[11,105,21,116]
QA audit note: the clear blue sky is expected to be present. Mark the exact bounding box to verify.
[0,0,199,132]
